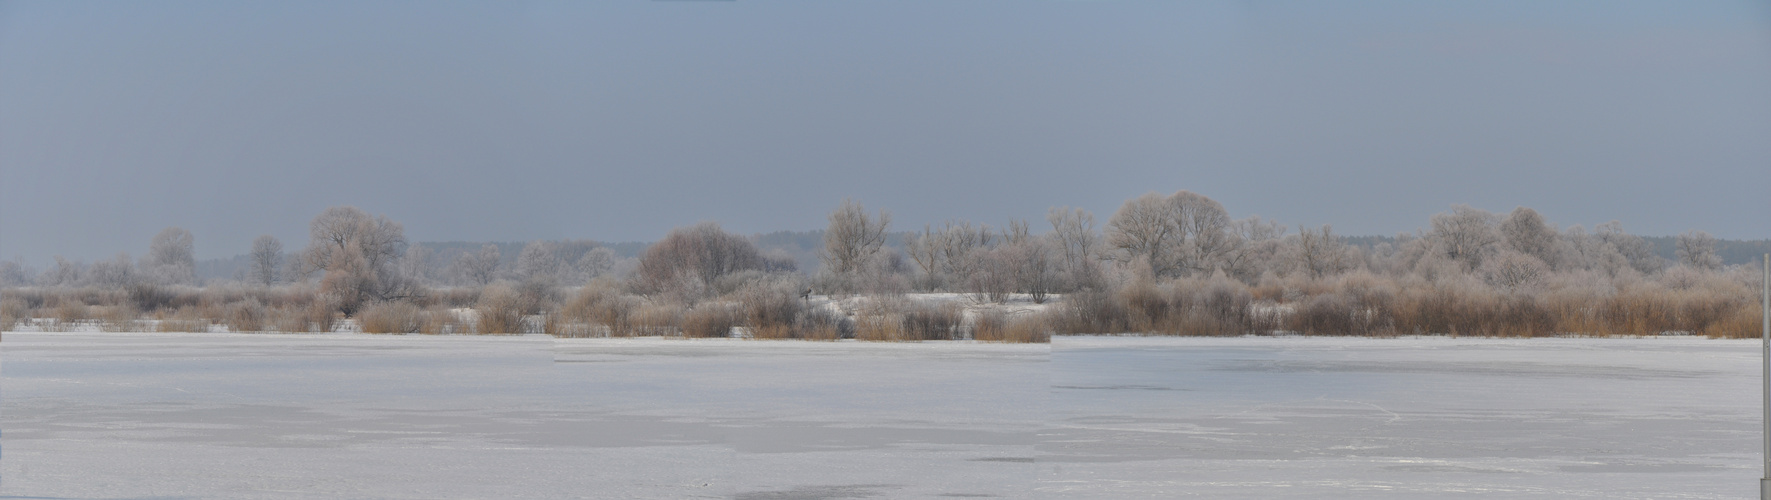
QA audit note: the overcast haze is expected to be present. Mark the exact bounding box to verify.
[3,1,1768,263]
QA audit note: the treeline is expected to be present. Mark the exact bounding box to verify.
[1,192,1765,340]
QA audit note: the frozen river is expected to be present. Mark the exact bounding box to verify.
[3,332,1763,498]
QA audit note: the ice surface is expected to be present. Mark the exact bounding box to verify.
[4,332,1764,498]
[1046,336,1763,499]
[4,332,1045,499]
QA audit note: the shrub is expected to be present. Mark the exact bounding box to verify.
[563,280,639,337]
[682,304,738,338]
[971,310,1008,341]
[901,302,962,340]
[358,301,422,334]
[633,303,685,336]
[266,306,313,333]
[156,307,210,333]
[998,313,1054,343]
[54,300,90,329]
[419,306,471,334]
[98,304,141,332]
[854,313,905,341]
[1,296,29,331]
[792,307,850,340]
[475,286,526,334]
[225,298,266,332]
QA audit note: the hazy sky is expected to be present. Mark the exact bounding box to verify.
[3,1,1768,263]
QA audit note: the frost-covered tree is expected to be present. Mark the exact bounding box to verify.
[1499,207,1558,268]
[937,220,992,288]
[1106,192,1181,276]
[1105,190,1231,278]
[0,260,30,287]
[820,199,891,276]
[1047,206,1099,272]
[632,223,764,301]
[87,253,137,288]
[902,224,945,291]
[575,247,616,282]
[1481,249,1550,293]
[1594,221,1664,275]
[1675,229,1721,271]
[400,245,433,286]
[451,244,502,286]
[43,256,82,287]
[516,241,564,285]
[1294,224,1350,279]
[301,206,413,313]
[144,227,197,285]
[249,235,283,286]
[1220,216,1286,282]
[1427,205,1499,270]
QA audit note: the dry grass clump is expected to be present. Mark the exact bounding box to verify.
[850,297,966,342]
[264,305,316,333]
[475,285,526,334]
[968,310,1053,343]
[632,302,685,336]
[853,313,905,341]
[791,308,849,340]
[223,298,266,332]
[155,306,211,333]
[1049,275,1256,336]
[54,300,91,329]
[1050,290,1129,335]
[682,304,739,338]
[734,278,804,339]
[417,306,471,334]
[999,313,1054,343]
[970,310,1008,341]
[1709,306,1765,339]
[0,296,27,331]
[358,301,422,334]
[901,302,963,340]
[97,304,141,332]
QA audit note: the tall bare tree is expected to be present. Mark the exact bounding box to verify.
[1104,190,1231,278]
[452,244,502,286]
[936,220,992,288]
[1172,191,1232,273]
[1295,224,1349,279]
[1106,192,1179,276]
[249,235,283,286]
[516,241,564,285]
[1594,221,1664,275]
[902,224,944,291]
[1428,205,1499,270]
[1047,206,1098,272]
[1220,216,1286,282]
[144,227,197,285]
[820,199,891,276]
[301,206,413,313]
[1675,229,1721,271]
[576,247,616,282]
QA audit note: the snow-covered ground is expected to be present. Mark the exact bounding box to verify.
[4,332,1764,498]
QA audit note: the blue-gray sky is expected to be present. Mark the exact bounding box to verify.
[3,1,1768,262]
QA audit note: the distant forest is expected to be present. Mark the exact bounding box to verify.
[181,232,1769,282]
[4,193,1766,341]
